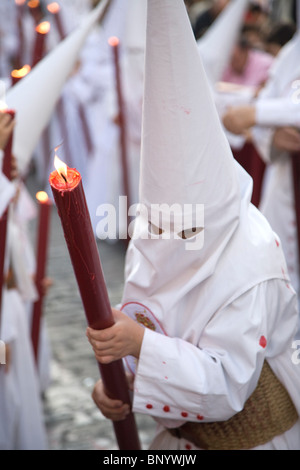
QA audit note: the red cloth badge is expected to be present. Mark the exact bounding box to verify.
[121,302,167,375]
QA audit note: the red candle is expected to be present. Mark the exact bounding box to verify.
[0,109,16,330]
[108,37,131,239]
[15,0,26,69]
[31,191,52,364]
[32,21,51,68]
[47,2,66,40]
[49,156,141,450]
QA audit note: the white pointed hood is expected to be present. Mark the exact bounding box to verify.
[6,0,111,176]
[139,0,240,232]
[121,0,289,368]
[260,1,300,99]
[198,0,249,84]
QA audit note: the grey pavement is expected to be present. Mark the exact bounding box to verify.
[28,174,156,451]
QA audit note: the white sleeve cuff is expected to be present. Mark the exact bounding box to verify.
[255,99,300,128]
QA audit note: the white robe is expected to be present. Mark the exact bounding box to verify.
[120,0,300,451]
[0,191,50,449]
[251,33,300,339]
[121,163,300,450]
[0,290,19,450]
[132,281,300,450]
[0,163,18,449]
[0,288,48,450]
[11,185,52,394]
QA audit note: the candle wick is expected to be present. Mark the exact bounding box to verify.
[61,173,68,184]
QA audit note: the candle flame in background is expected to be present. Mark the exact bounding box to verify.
[28,0,40,8]
[108,36,120,47]
[35,21,51,35]
[11,65,31,79]
[36,191,49,204]
[54,151,68,181]
[47,2,60,14]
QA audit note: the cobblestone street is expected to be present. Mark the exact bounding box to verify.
[28,175,156,451]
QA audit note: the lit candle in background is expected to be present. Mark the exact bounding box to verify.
[32,21,51,67]
[31,191,52,364]
[49,155,141,450]
[108,37,131,242]
[27,0,41,9]
[47,2,66,40]
[27,0,42,25]
[10,65,31,86]
[14,0,26,69]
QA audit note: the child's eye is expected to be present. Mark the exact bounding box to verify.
[148,222,165,236]
[178,227,203,240]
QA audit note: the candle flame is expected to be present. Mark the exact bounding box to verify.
[0,103,8,112]
[36,191,49,203]
[47,2,60,14]
[35,21,51,35]
[28,0,40,8]
[54,153,68,181]
[11,64,31,79]
[108,36,120,47]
